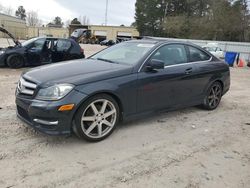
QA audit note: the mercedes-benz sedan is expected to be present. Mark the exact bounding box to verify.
[15,39,230,141]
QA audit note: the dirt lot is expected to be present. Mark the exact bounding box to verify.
[0,44,250,188]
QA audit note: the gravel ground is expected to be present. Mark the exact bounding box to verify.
[0,44,250,188]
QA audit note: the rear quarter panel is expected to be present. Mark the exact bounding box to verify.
[194,60,230,100]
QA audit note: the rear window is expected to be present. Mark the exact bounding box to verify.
[188,46,211,62]
[55,40,71,51]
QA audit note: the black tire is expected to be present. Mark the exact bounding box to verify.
[73,94,120,142]
[202,82,223,110]
[7,54,24,68]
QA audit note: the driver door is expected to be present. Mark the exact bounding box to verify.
[137,44,197,113]
[26,38,46,65]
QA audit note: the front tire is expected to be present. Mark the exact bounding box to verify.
[73,94,120,142]
[7,54,24,68]
[202,82,223,110]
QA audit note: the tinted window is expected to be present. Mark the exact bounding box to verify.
[150,44,188,66]
[189,46,211,62]
[55,40,71,52]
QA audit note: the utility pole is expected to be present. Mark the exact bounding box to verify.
[105,0,108,26]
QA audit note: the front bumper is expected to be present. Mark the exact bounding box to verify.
[0,54,6,67]
[16,90,88,135]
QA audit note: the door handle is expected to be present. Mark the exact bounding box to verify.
[185,68,193,74]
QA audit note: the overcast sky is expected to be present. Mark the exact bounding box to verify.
[0,0,136,26]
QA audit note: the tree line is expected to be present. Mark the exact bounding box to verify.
[134,0,250,42]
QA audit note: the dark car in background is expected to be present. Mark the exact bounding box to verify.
[15,39,230,141]
[0,34,85,68]
[100,39,117,46]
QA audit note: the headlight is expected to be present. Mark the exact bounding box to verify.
[0,50,5,55]
[36,84,74,101]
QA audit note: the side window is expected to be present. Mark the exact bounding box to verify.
[31,38,46,50]
[188,46,211,62]
[44,40,52,50]
[55,40,71,52]
[150,44,188,66]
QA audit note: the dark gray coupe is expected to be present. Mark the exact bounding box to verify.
[15,39,230,141]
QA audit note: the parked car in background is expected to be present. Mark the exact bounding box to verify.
[203,43,224,59]
[117,37,132,43]
[100,39,117,46]
[16,39,230,141]
[0,30,85,68]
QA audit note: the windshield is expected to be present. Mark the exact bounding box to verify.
[21,38,38,47]
[91,42,155,65]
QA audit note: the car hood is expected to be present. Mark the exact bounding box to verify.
[0,27,21,46]
[23,59,134,87]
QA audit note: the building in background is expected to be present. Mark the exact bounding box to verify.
[27,27,68,38]
[0,13,26,39]
[69,24,140,41]
[0,13,140,41]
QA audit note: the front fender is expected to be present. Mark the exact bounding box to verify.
[74,74,138,119]
[75,82,119,96]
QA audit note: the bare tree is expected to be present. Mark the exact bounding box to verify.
[64,19,71,27]
[0,4,4,12]
[26,11,42,26]
[3,6,13,16]
[78,15,90,25]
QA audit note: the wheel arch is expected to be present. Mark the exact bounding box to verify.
[209,79,224,92]
[6,53,26,64]
[72,91,124,126]
[204,78,224,96]
[214,79,224,90]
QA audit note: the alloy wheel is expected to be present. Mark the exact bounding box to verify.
[81,99,117,139]
[207,84,222,108]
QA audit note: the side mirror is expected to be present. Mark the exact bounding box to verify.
[146,59,165,71]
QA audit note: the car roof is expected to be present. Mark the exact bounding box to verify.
[127,37,203,48]
[125,38,191,45]
[34,36,70,40]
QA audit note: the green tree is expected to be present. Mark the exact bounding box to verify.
[71,18,81,25]
[54,16,63,26]
[135,0,250,41]
[15,6,26,20]
[135,0,165,36]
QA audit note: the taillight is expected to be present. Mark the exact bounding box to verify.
[80,48,84,53]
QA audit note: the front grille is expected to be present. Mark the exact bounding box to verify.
[17,106,31,123]
[17,77,37,96]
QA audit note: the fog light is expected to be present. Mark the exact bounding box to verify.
[33,119,58,125]
[58,104,75,111]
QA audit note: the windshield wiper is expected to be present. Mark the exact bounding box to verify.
[96,58,118,64]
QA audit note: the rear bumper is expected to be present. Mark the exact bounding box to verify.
[16,90,88,135]
[223,70,230,95]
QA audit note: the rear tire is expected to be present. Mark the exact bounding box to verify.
[73,94,120,142]
[202,82,223,110]
[7,54,24,68]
